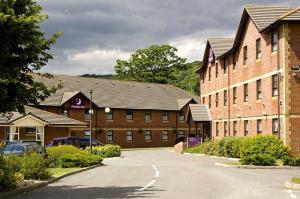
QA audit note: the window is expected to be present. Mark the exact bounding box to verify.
[272,118,279,134]
[244,84,248,102]
[257,119,262,134]
[179,111,185,121]
[202,97,205,104]
[224,121,228,136]
[209,95,211,108]
[243,46,248,65]
[84,130,90,138]
[145,130,151,141]
[215,93,219,107]
[209,67,211,81]
[256,79,262,99]
[126,130,133,141]
[163,130,168,141]
[61,109,69,117]
[272,75,279,96]
[233,53,236,70]
[25,127,36,134]
[84,109,90,121]
[216,122,219,137]
[106,110,113,120]
[163,111,169,121]
[216,62,219,78]
[233,87,237,104]
[244,120,248,136]
[256,38,261,60]
[178,130,185,138]
[106,130,113,141]
[126,110,133,120]
[224,58,227,74]
[233,121,237,136]
[145,111,152,121]
[224,90,227,106]
[272,31,278,52]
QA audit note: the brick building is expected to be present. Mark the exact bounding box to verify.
[5,74,210,148]
[199,5,300,155]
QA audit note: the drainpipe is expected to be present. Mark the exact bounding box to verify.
[277,29,281,138]
[227,58,231,136]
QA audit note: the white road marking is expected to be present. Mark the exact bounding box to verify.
[155,170,160,178]
[138,180,156,191]
[286,190,298,199]
[152,165,157,170]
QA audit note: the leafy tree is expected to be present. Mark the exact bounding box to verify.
[115,44,186,84]
[0,0,61,113]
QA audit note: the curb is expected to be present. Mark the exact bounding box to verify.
[285,181,300,191]
[215,162,300,169]
[183,152,240,161]
[0,164,102,199]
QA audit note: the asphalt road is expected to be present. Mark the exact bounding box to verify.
[15,148,300,199]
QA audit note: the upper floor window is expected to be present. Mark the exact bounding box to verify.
[106,110,113,120]
[106,130,113,141]
[244,120,248,136]
[215,93,219,107]
[244,83,248,102]
[126,110,133,120]
[224,121,228,137]
[126,130,133,141]
[209,95,211,108]
[256,38,261,60]
[84,108,90,121]
[233,53,236,70]
[216,122,219,137]
[224,58,227,74]
[163,111,169,121]
[272,75,279,96]
[233,121,237,136]
[243,46,248,65]
[257,119,262,134]
[145,111,152,121]
[179,111,185,121]
[272,118,279,135]
[216,63,219,78]
[272,31,278,52]
[61,109,69,117]
[256,79,262,99]
[208,67,211,81]
[233,87,237,104]
[224,90,227,106]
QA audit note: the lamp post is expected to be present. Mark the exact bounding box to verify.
[89,90,93,153]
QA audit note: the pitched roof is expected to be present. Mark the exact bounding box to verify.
[34,74,199,111]
[188,104,211,122]
[208,38,235,58]
[0,106,87,126]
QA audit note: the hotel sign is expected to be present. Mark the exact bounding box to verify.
[70,98,85,109]
[208,48,214,63]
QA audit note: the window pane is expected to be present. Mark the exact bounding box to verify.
[179,111,185,121]
[163,130,168,141]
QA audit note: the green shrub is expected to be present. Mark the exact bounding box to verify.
[58,153,102,168]
[20,153,50,180]
[240,154,276,166]
[4,155,23,173]
[283,156,300,166]
[86,145,121,158]
[218,137,242,158]
[185,140,219,156]
[0,155,16,189]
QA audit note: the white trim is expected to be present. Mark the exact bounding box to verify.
[202,69,284,97]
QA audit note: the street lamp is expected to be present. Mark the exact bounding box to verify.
[89,90,93,153]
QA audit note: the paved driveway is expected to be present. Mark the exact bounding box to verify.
[15,148,300,199]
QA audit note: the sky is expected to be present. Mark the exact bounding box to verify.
[38,0,299,75]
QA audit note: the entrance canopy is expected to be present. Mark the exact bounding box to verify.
[187,104,212,122]
[0,106,86,146]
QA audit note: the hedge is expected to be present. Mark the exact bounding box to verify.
[86,144,121,158]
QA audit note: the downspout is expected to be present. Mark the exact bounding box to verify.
[227,58,231,136]
[175,111,178,138]
[277,29,281,138]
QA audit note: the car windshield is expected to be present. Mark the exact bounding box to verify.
[3,145,25,155]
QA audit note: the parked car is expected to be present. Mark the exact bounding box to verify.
[1,142,44,156]
[49,136,103,148]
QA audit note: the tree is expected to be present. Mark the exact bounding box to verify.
[0,0,61,113]
[115,44,186,84]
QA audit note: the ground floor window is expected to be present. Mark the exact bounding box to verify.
[257,119,262,134]
[233,121,237,136]
[106,130,113,141]
[244,120,248,136]
[272,118,279,135]
[145,130,151,141]
[163,130,168,141]
[84,130,91,138]
[178,130,185,138]
[224,122,228,137]
[216,122,219,137]
[126,130,133,141]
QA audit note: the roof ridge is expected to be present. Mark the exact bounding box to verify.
[278,7,300,20]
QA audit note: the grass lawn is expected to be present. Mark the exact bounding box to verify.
[223,161,242,166]
[292,177,300,184]
[48,168,82,178]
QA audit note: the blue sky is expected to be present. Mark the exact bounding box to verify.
[38,0,299,75]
